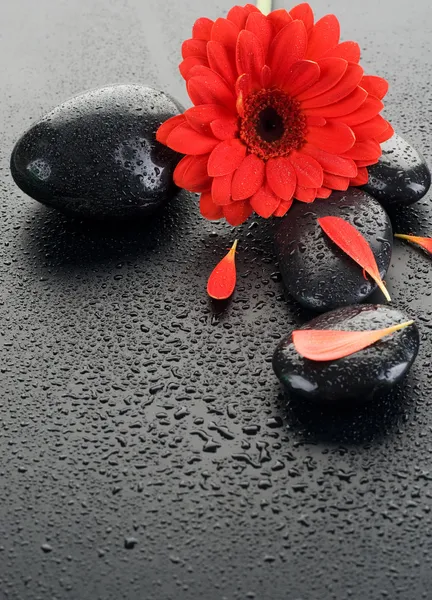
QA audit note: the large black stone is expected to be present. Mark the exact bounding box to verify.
[273,189,393,312]
[10,85,183,219]
[273,304,419,404]
[364,133,431,208]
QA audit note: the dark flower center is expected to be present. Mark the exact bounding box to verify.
[239,89,307,160]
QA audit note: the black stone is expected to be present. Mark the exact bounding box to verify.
[10,85,183,219]
[273,189,393,312]
[273,304,419,404]
[363,133,431,208]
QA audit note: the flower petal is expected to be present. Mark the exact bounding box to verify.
[166,122,219,155]
[156,115,186,145]
[207,41,237,86]
[236,30,265,84]
[360,75,389,99]
[279,60,320,97]
[289,3,314,31]
[211,18,239,47]
[343,139,381,161]
[185,104,234,135]
[182,39,208,60]
[245,12,273,56]
[208,139,247,177]
[307,121,355,153]
[301,63,364,108]
[227,4,258,30]
[296,57,347,101]
[193,17,214,41]
[306,116,326,127]
[304,87,367,118]
[269,20,308,83]
[350,167,369,186]
[290,151,324,188]
[223,201,253,226]
[375,122,394,143]
[338,96,384,126]
[295,186,317,202]
[323,172,350,191]
[306,14,340,60]
[188,73,236,109]
[273,199,294,217]
[210,117,239,140]
[316,186,332,198]
[266,157,297,201]
[352,115,389,141]
[302,144,358,178]
[250,183,281,218]
[323,41,361,63]
[180,57,208,80]
[200,191,223,220]
[267,9,293,33]
[174,155,211,192]
[232,154,265,201]
[212,173,233,205]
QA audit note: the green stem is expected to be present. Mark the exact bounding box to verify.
[256,0,272,15]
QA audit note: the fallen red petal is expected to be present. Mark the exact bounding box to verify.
[395,234,432,254]
[207,240,239,300]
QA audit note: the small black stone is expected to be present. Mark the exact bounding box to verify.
[10,85,183,219]
[273,304,419,404]
[363,133,431,208]
[273,189,393,312]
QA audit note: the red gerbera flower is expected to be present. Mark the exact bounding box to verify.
[157,3,393,226]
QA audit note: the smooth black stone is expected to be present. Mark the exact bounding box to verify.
[273,190,393,312]
[10,85,183,219]
[273,304,419,404]
[363,133,431,208]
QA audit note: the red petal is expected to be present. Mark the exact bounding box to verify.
[223,201,253,226]
[295,186,317,202]
[212,173,233,205]
[185,104,234,135]
[267,9,293,33]
[352,115,389,141]
[173,155,211,192]
[351,167,369,186]
[235,73,252,117]
[296,57,347,101]
[279,60,320,97]
[232,154,265,201]
[207,240,239,300]
[290,151,324,188]
[395,234,432,254]
[343,139,381,161]
[261,65,272,88]
[188,73,236,109]
[211,18,239,48]
[338,96,384,126]
[323,172,350,191]
[208,139,247,177]
[156,115,186,145]
[273,199,294,217]
[289,3,314,31]
[250,183,281,218]
[301,63,364,108]
[182,39,208,59]
[306,14,340,60]
[207,41,237,86]
[316,187,332,198]
[302,144,358,178]
[356,159,379,168]
[236,30,265,84]
[210,118,239,141]
[307,121,355,154]
[227,5,258,29]
[180,57,208,80]
[266,157,297,201]
[323,41,361,63]
[200,191,223,220]
[193,18,214,41]
[166,123,218,155]
[245,12,273,56]
[269,20,308,83]
[375,123,394,143]
[304,87,367,118]
[360,75,389,99]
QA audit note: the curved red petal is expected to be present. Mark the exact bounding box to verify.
[210,117,239,141]
[212,173,233,205]
[185,104,234,135]
[167,122,218,155]
[306,116,326,127]
[355,159,380,168]
[231,154,265,201]
[156,115,186,145]
[307,122,355,154]
[193,17,214,41]
[236,30,265,84]
[174,155,211,192]
[267,9,293,33]
[180,57,208,80]
[302,144,358,178]
[273,199,294,217]
[296,57,347,101]
[266,157,297,201]
[208,139,247,177]
[250,183,281,218]
[188,73,236,109]
[182,39,208,60]
[279,60,320,97]
[350,167,369,186]
[304,87,367,118]
[289,3,314,31]
[360,75,389,100]
[295,186,317,203]
[200,191,223,220]
[316,186,332,199]
[338,96,384,126]
[245,12,273,56]
[223,201,253,226]
[343,139,381,161]
[301,63,364,109]
[306,14,340,61]
[375,122,394,143]
[352,115,389,141]
[323,172,350,191]
[290,151,324,188]
[269,20,308,82]
[211,18,239,47]
[323,41,361,63]
[207,41,237,86]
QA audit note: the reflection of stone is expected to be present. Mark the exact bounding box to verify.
[27,158,51,182]
[114,137,165,193]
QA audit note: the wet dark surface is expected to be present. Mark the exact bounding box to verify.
[1,1,432,599]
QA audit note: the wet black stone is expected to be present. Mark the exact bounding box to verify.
[273,189,393,312]
[273,304,419,404]
[363,133,431,208]
[10,85,183,219]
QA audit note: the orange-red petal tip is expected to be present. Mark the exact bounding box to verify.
[395,234,432,254]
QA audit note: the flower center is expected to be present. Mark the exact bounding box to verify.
[239,89,307,160]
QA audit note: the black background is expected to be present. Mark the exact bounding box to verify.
[1,1,432,599]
